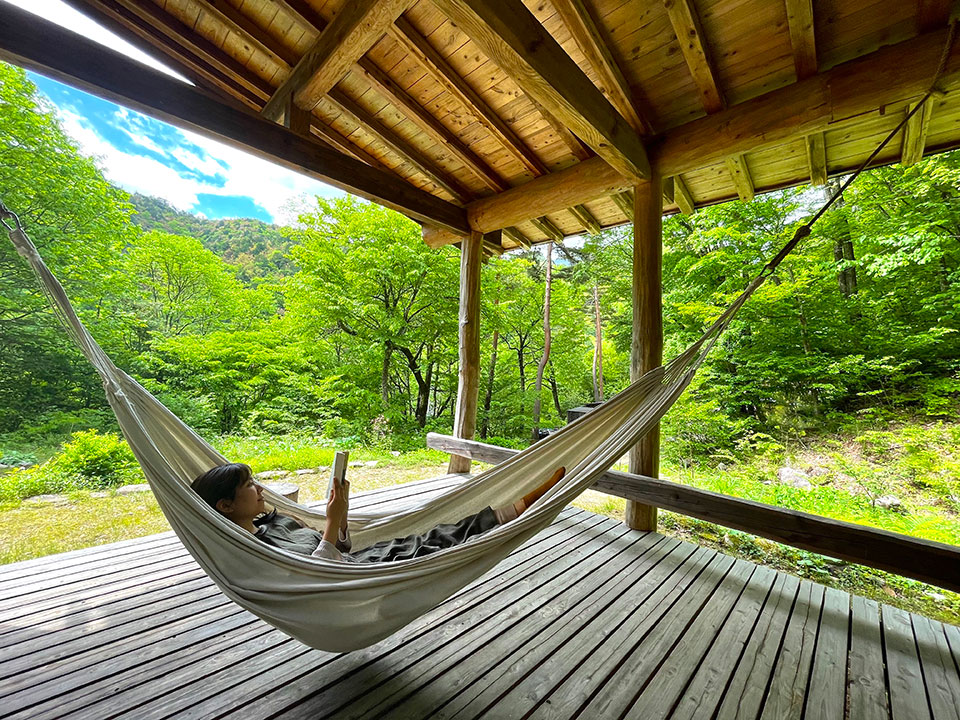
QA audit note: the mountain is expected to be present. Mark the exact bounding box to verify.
[128,193,297,282]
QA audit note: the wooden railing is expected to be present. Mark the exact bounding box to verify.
[427,433,960,593]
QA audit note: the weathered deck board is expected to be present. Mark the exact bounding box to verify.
[1,497,958,720]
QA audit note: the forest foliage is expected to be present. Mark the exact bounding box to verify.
[1,62,959,469]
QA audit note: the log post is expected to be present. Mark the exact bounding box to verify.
[448,230,488,473]
[626,171,663,531]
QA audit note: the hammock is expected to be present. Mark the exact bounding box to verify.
[2,36,949,648]
[0,205,776,651]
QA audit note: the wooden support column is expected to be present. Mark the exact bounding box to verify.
[448,230,489,474]
[626,170,663,531]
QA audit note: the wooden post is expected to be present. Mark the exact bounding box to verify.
[448,230,488,473]
[626,171,663,531]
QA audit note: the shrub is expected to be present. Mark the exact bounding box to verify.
[45,430,141,487]
[0,450,38,466]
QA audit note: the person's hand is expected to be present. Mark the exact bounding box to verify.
[327,478,350,529]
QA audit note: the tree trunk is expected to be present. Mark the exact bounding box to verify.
[548,361,563,419]
[531,243,553,443]
[381,340,392,407]
[480,325,499,439]
[592,283,604,402]
[827,181,858,296]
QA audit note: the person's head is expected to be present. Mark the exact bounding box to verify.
[191,463,264,525]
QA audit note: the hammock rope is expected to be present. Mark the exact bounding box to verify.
[0,25,953,651]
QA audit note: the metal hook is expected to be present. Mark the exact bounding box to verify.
[0,199,22,233]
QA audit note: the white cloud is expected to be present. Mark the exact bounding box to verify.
[12,0,343,223]
[56,106,340,222]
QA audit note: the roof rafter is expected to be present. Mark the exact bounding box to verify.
[549,0,651,134]
[663,0,725,114]
[327,89,473,203]
[918,0,955,32]
[64,0,259,108]
[457,25,960,232]
[261,0,413,121]
[785,0,818,80]
[431,0,650,180]
[0,2,470,233]
[805,133,827,185]
[389,16,548,178]
[725,154,755,202]
[901,97,935,165]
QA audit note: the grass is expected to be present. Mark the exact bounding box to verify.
[2,423,959,625]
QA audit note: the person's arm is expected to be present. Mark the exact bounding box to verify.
[323,476,349,545]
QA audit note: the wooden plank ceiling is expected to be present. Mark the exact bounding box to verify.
[45,0,960,249]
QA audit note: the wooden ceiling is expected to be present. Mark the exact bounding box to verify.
[4,0,960,250]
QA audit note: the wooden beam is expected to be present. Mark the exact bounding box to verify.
[328,89,473,203]
[785,0,817,80]
[94,0,274,102]
[725,154,755,202]
[262,0,412,121]
[663,0,725,113]
[656,27,960,176]
[431,0,650,180]
[673,175,695,215]
[502,226,531,249]
[568,204,602,235]
[0,3,470,234]
[550,0,651,134]
[611,190,634,219]
[448,230,487,473]
[902,98,935,165]
[284,95,312,136]
[626,173,663,531]
[806,133,828,185]
[918,0,955,32]
[459,27,960,231]
[469,157,628,232]
[427,433,960,593]
[193,0,296,67]
[64,0,261,108]
[355,58,508,193]
[525,93,592,162]
[423,225,465,248]
[530,216,565,242]
[390,17,549,177]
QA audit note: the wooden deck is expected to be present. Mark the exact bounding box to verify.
[2,479,959,719]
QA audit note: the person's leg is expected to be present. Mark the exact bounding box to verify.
[493,466,566,524]
[348,507,499,562]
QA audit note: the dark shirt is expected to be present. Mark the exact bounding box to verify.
[254,508,499,563]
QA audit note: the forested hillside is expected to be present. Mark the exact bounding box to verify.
[1,60,958,460]
[130,193,296,282]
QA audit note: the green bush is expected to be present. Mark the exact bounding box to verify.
[45,430,140,487]
[0,450,37,466]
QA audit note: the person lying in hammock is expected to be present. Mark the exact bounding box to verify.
[191,463,565,563]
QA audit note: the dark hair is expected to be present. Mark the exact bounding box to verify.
[191,463,253,510]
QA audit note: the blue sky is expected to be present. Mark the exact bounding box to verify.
[7,0,341,225]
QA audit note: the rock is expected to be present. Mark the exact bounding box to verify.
[348,461,364,468]
[295,469,314,476]
[872,495,902,510]
[364,460,378,467]
[808,465,830,477]
[777,467,813,490]
[926,591,947,602]
[24,493,72,506]
[254,470,288,480]
[390,451,401,457]
[717,463,728,472]
[263,482,299,502]
[89,491,111,498]
[117,483,152,495]
[881,585,898,598]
